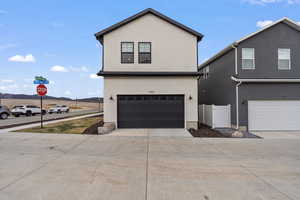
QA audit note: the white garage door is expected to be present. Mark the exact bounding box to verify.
[248,100,300,131]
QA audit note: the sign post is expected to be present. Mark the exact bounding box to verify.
[34,76,49,129]
[36,84,47,128]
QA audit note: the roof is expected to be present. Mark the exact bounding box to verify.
[97,71,202,77]
[94,8,203,43]
[199,17,300,69]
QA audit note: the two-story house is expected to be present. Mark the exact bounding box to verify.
[95,8,203,129]
[199,18,300,131]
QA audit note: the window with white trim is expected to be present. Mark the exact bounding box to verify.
[278,48,291,70]
[203,66,210,79]
[121,42,134,64]
[138,42,151,64]
[242,48,255,69]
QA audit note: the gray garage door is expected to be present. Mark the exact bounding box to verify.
[117,95,184,128]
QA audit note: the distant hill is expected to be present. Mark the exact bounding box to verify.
[0,93,103,103]
[77,97,103,103]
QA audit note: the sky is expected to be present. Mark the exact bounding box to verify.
[0,0,299,99]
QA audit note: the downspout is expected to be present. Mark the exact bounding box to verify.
[231,44,240,129]
[232,44,238,75]
[236,81,242,130]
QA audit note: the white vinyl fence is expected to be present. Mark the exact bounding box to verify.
[199,104,231,128]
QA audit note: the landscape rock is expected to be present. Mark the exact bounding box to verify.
[98,122,116,135]
[231,131,244,138]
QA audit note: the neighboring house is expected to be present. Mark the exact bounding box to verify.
[95,8,203,129]
[199,18,300,131]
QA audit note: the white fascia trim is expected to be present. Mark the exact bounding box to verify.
[236,17,300,44]
[231,76,300,83]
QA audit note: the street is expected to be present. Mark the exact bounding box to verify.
[0,109,99,128]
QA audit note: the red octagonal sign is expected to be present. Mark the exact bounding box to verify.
[37,84,47,96]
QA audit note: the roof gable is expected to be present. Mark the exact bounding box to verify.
[95,8,203,43]
[236,17,300,44]
[199,17,300,69]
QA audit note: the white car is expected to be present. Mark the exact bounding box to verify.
[48,105,70,114]
[11,105,46,117]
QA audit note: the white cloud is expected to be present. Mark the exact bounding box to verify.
[69,66,89,72]
[0,43,17,51]
[287,0,300,4]
[23,84,31,88]
[89,74,99,79]
[256,20,274,28]
[81,66,89,72]
[50,65,69,72]
[244,0,300,5]
[8,54,36,63]
[50,65,89,73]
[64,90,71,96]
[0,86,8,91]
[0,10,7,14]
[0,79,14,83]
[0,84,18,91]
[87,91,99,96]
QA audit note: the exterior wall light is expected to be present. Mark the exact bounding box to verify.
[109,96,114,101]
[189,95,193,100]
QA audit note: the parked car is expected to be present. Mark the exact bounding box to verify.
[0,105,10,119]
[48,105,70,114]
[11,105,46,117]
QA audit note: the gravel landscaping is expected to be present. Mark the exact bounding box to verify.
[189,126,229,138]
[189,125,261,138]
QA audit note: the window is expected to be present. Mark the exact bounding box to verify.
[121,42,134,63]
[242,48,255,69]
[138,42,151,64]
[201,66,210,80]
[278,48,291,70]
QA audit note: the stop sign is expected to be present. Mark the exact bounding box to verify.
[37,84,47,96]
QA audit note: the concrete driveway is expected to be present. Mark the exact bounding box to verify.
[108,128,192,137]
[0,131,299,200]
[253,131,300,139]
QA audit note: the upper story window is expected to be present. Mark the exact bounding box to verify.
[201,66,210,80]
[138,42,151,64]
[121,42,134,64]
[278,48,291,70]
[242,48,255,70]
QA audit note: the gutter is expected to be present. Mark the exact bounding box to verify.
[231,76,300,83]
[97,71,203,77]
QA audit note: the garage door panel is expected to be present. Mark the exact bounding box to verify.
[249,101,300,131]
[117,95,184,128]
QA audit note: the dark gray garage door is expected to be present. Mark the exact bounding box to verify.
[117,95,184,128]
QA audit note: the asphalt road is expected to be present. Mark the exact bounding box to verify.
[0,109,100,128]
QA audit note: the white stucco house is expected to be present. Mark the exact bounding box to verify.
[95,8,203,129]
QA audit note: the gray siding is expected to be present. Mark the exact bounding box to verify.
[237,22,300,78]
[198,50,237,124]
[239,83,300,127]
[198,21,300,129]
